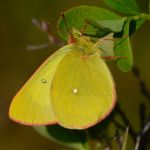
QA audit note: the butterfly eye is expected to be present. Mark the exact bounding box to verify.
[41,79,47,83]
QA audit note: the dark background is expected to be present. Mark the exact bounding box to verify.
[0,0,150,149]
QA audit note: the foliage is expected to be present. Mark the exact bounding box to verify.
[103,0,140,15]
[34,125,89,150]
[57,5,149,72]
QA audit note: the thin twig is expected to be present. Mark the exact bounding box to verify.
[113,130,123,150]
[132,66,150,149]
[132,66,150,101]
[115,104,137,142]
[135,118,150,150]
[112,119,126,131]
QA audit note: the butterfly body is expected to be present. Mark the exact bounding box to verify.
[9,33,116,129]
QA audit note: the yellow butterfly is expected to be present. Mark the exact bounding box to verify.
[9,29,116,129]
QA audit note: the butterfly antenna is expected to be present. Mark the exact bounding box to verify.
[80,23,88,36]
[61,12,72,35]
[61,12,76,43]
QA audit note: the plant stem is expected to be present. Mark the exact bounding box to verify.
[115,104,137,142]
[135,118,150,150]
[127,13,150,22]
[132,66,150,101]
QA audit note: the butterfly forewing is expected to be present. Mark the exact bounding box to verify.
[9,45,73,125]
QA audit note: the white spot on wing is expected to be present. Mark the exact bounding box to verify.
[73,88,78,94]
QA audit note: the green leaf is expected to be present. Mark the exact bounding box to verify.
[129,12,150,35]
[114,14,148,37]
[87,18,125,33]
[114,21,133,72]
[129,18,146,35]
[34,125,89,150]
[121,126,129,150]
[85,19,113,38]
[103,0,140,15]
[57,5,121,40]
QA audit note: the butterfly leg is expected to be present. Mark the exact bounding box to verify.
[101,56,126,62]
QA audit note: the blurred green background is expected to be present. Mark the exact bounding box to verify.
[0,0,150,149]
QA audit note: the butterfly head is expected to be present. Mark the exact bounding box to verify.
[68,28,99,55]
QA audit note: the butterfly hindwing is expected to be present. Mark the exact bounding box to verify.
[51,50,116,129]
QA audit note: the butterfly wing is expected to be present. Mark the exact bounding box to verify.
[9,45,73,125]
[99,33,114,56]
[51,50,116,129]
